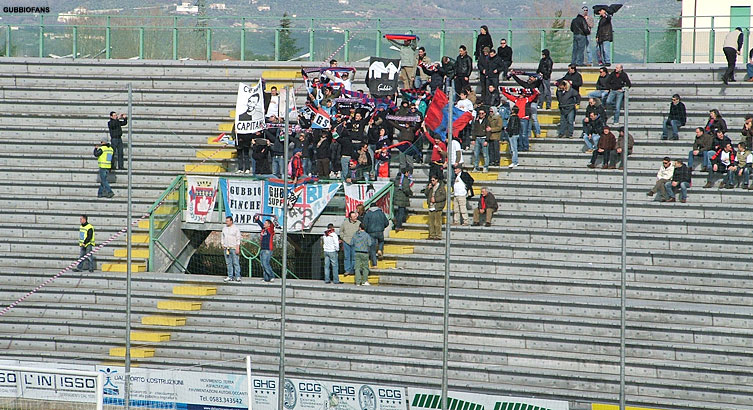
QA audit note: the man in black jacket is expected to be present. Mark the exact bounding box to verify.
[537,49,554,109]
[570,10,590,65]
[558,64,584,96]
[454,45,472,95]
[662,159,692,203]
[661,94,687,140]
[605,64,631,124]
[497,39,513,75]
[595,7,613,66]
[107,111,127,170]
[586,66,610,100]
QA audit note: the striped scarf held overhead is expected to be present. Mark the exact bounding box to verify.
[386,114,423,123]
[500,86,535,96]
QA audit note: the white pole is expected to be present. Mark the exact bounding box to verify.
[125,82,133,410]
[96,372,104,410]
[619,89,629,410]
[441,83,454,410]
[278,86,291,410]
[246,355,253,410]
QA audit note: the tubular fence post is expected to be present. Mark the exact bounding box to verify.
[610,41,614,64]
[507,18,512,45]
[440,80,454,410]
[5,25,10,57]
[675,28,681,63]
[172,16,178,60]
[619,88,629,410]
[439,19,445,58]
[540,29,545,52]
[344,29,350,62]
[278,86,291,410]
[105,16,111,59]
[645,30,650,63]
[308,19,314,61]
[240,18,246,61]
[72,26,78,59]
[708,16,715,63]
[138,27,144,59]
[472,29,478,58]
[643,18,649,63]
[376,19,382,57]
[745,29,751,63]
[274,28,280,61]
[206,28,212,61]
[38,15,44,58]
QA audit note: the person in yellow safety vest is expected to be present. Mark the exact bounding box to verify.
[94,140,115,198]
[73,215,95,272]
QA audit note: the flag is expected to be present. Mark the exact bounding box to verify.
[384,34,420,41]
[424,89,473,141]
[308,103,331,129]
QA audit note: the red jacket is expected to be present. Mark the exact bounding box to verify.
[500,88,540,120]
[424,131,447,163]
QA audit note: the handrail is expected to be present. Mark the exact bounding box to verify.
[148,175,184,215]
[148,174,184,271]
[240,238,298,280]
[362,181,395,221]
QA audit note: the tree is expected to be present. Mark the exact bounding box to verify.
[277,13,301,61]
[543,10,571,63]
[651,17,682,63]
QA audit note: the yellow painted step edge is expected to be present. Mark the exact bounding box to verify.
[141,316,187,326]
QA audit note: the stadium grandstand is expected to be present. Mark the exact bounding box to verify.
[0,5,752,410]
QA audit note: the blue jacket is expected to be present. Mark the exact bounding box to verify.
[351,230,373,253]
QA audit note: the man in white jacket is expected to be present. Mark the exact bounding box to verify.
[646,157,674,199]
[322,223,341,284]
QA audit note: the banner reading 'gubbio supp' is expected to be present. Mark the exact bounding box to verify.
[250,375,407,410]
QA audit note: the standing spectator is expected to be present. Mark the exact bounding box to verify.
[107,111,127,171]
[688,127,714,171]
[322,223,341,284]
[415,47,432,88]
[486,48,504,92]
[267,128,285,178]
[454,46,472,95]
[314,132,331,178]
[420,61,446,94]
[236,130,253,174]
[509,73,544,141]
[537,49,554,109]
[452,166,474,226]
[595,7,613,66]
[393,168,413,231]
[254,215,276,283]
[582,111,605,153]
[647,157,675,198]
[570,8,590,65]
[421,125,448,181]
[73,215,95,273]
[424,175,447,240]
[612,129,635,169]
[387,37,417,89]
[449,136,464,169]
[477,47,491,97]
[488,107,504,166]
[662,159,692,203]
[741,114,753,148]
[500,87,539,151]
[440,56,456,92]
[583,7,595,65]
[556,81,579,138]
[222,216,242,283]
[471,107,491,172]
[722,27,744,84]
[747,47,753,81]
[483,84,501,107]
[339,211,360,276]
[704,142,737,188]
[266,86,281,119]
[605,64,631,124]
[587,125,616,169]
[506,105,522,168]
[497,39,513,74]
[475,25,493,61]
[363,203,389,267]
[733,142,753,189]
[93,140,114,198]
[289,149,304,185]
[472,187,498,227]
[558,64,584,96]
[251,138,273,177]
[351,224,373,286]
[704,109,728,136]
[587,66,610,100]
[661,94,687,140]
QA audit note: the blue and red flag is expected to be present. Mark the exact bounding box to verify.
[424,89,473,141]
[384,34,420,41]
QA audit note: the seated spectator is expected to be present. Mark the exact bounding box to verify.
[392,168,413,231]
[472,187,498,227]
[587,125,616,169]
[583,97,607,136]
[587,66,610,100]
[662,159,692,203]
[661,94,687,140]
[741,114,753,148]
[611,129,635,169]
[582,111,605,153]
[646,157,674,198]
[605,64,631,124]
[733,142,753,189]
[555,80,579,139]
[704,109,728,136]
[711,129,733,157]
[687,127,714,172]
[704,142,737,189]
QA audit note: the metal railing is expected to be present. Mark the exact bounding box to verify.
[147,175,185,271]
[1,13,748,64]
[240,238,298,280]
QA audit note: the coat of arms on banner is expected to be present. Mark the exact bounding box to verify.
[185,176,219,223]
[235,80,265,134]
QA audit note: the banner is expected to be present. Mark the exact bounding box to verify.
[366,57,401,96]
[221,178,341,232]
[279,87,298,121]
[408,388,569,410]
[344,181,390,216]
[185,176,219,224]
[0,366,99,404]
[250,375,407,410]
[235,80,265,134]
[96,366,247,410]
